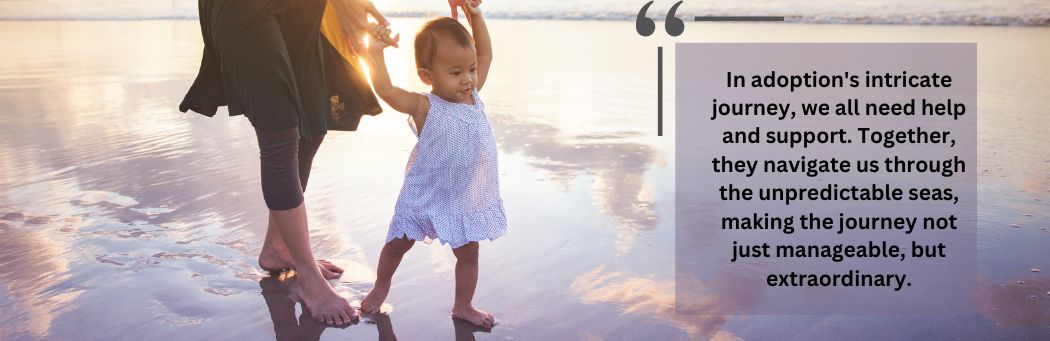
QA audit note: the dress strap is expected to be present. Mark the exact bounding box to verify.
[424,92,449,113]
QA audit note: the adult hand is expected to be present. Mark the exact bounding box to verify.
[332,0,398,57]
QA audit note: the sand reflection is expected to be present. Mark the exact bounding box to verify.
[979,275,1050,327]
[0,218,78,338]
[571,266,756,340]
[491,115,661,252]
[261,272,426,341]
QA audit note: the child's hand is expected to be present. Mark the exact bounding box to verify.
[460,0,482,18]
[448,0,482,20]
[367,22,400,53]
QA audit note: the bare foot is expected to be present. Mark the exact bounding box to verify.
[451,305,495,328]
[315,259,344,279]
[360,285,390,314]
[293,270,360,325]
[259,251,343,279]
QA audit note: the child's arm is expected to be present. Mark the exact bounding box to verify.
[462,1,492,92]
[365,25,429,118]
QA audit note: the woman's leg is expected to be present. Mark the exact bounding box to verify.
[256,126,357,325]
[258,133,344,279]
[450,242,494,328]
[296,133,324,190]
[360,237,415,313]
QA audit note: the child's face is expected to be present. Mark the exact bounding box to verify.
[420,37,477,104]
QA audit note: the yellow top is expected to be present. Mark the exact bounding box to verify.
[320,1,356,62]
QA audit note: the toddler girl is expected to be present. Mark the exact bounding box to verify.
[358,0,504,328]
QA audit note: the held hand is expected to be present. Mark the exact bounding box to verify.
[336,0,394,55]
[367,23,400,54]
[372,22,400,48]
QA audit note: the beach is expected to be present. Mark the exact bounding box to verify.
[0,18,1049,340]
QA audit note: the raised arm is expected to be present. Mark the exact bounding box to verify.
[366,25,428,118]
[461,1,492,91]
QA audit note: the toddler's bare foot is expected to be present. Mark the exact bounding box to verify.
[360,285,390,314]
[451,304,494,328]
[259,251,343,279]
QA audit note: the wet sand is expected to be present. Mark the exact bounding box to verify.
[0,19,1048,340]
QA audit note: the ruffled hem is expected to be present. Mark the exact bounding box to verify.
[386,202,508,248]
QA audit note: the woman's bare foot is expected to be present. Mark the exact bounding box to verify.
[359,285,390,314]
[292,269,359,325]
[259,250,343,279]
[451,304,494,328]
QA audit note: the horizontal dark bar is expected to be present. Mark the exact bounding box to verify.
[693,16,785,22]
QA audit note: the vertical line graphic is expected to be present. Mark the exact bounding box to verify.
[658,46,663,136]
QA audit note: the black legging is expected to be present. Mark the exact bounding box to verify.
[255,126,325,211]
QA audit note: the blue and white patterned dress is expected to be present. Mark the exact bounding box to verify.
[386,90,507,248]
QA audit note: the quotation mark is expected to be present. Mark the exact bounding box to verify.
[636,1,685,37]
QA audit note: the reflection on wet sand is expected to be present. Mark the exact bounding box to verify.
[570,266,752,340]
[260,273,355,341]
[0,219,78,339]
[452,316,492,341]
[491,115,660,253]
[260,273,489,341]
[979,275,1050,327]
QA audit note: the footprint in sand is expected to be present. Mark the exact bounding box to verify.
[150,295,212,327]
[190,272,251,297]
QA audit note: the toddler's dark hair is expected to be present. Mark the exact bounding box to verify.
[414,17,474,70]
